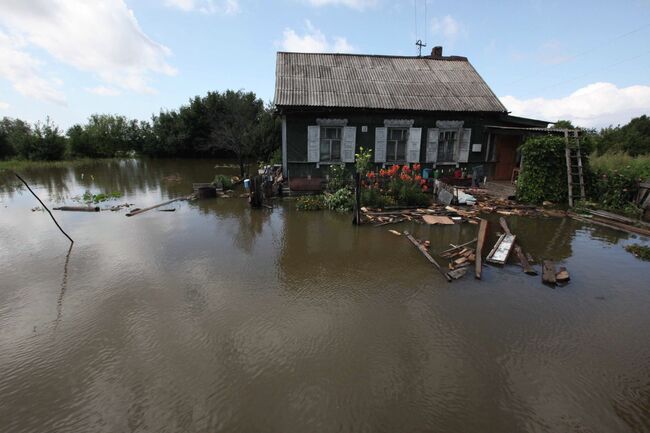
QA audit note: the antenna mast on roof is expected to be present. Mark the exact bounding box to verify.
[414,0,427,56]
[416,40,427,57]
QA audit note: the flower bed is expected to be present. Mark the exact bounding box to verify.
[362,164,431,208]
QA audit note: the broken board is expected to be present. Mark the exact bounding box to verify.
[422,215,454,225]
[486,233,516,265]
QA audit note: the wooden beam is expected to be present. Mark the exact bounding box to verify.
[126,197,186,217]
[499,217,537,275]
[475,218,488,279]
[404,231,452,282]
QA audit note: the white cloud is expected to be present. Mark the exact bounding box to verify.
[0,31,66,104]
[303,0,377,10]
[86,86,121,97]
[0,101,9,110]
[164,0,240,14]
[500,82,650,128]
[280,20,356,53]
[431,15,462,42]
[0,0,176,99]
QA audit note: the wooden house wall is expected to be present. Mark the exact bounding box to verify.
[284,110,500,178]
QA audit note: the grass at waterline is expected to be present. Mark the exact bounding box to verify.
[0,158,119,172]
[625,244,650,261]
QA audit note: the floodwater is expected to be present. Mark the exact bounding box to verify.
[1,158,649,433]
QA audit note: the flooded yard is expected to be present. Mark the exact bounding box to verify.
[1,159,649,433]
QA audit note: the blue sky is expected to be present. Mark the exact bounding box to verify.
[1,0,650,129]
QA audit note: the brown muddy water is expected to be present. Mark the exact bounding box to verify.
[1,158,649,433]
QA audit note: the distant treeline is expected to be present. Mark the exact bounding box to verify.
[555,115,650,156]
[0,90,280,173]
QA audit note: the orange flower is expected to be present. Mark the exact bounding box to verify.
[402,165,411,175]
[413,163,421,172]
[422,184,429,192]
[419,178,426,185]
[414,175,422,182]
[367,171,375,179]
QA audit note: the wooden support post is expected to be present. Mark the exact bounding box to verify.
[404,231,452,282]
[475,218,488,279]
[353,172,361,225]
[499,217,537,275]
[542,260,557,286]
[249,176,263,208]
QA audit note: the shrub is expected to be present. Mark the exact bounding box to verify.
[326,164,349,192]
[324,187,353,212]
[355,146,373,175]
[517,135,569,204]
[213,174,233,189]
[589,153,649,213]
[296,194,325,211]
[361,188,396,208]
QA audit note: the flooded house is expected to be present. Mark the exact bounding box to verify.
[274,47,548,192]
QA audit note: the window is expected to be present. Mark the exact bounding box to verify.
[320,126,342,162]
[438,130,458,162]
[386,127,408,162]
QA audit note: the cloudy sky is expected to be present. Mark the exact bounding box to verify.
[1,0,649,129]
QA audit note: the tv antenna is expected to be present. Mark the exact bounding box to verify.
[416,39,427,57]
[414,0,427,56]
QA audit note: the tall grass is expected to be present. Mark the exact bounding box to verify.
[589,153,650,179]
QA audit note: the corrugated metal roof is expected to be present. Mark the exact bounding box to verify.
[274,52,507,113]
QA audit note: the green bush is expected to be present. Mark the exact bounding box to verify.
[326,164,349,192]
[213,174,233,189]
[517,135,569,204]
[296,195,325,211]
[361,188,396,208]
[589,153,649,213]
[324,187,353,212]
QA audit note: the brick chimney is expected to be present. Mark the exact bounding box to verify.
[431,46,443,59]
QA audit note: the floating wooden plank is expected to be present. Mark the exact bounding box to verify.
[126,197,186,217]
[542,260,557,285]
[486,233,516,265]
[439,238,477,256]
[404,231,452,282]
[422,215,454,225]
[447,268,467,280]
[388,230,401,236]
[53,206,100,212]
[556,266,570,282]
[475,219,488,279]
[499,217,537,275]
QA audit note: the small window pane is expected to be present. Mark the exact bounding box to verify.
[331,140,341,160]
[396,143,406,161]
[320,141,330,160]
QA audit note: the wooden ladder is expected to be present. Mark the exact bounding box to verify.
[564,129,586,207]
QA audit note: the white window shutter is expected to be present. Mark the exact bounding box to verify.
[342,126,356,163]
[374,127,387,163]
[458,128,472,163]
[426,128,439,163]
[407,127,422,163]
[307,125,320,162]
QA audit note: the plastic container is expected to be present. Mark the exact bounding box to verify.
[243,179,250,190]
[422,168,431,179]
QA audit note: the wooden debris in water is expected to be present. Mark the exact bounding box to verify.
[422,215,454,225]
[486,233,516,265]
[53,205,100,212]
[475,219,488,279]
[126,197,187,217]
[556,267,570,283]
[499,217,537,275]
[388,229,401,236]
[542,260,557,285]
[403,231,452,282]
